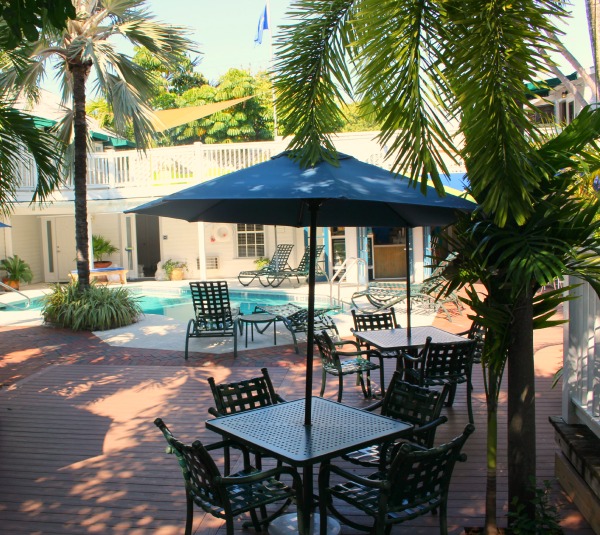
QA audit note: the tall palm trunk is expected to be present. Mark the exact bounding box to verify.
[71,62,91,290]
[586,0,600,101]
[507,292,536,521]
[484,367,500,534]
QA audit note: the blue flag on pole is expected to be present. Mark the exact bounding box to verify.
[254,4,269,45]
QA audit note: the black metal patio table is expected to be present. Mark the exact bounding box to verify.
[206,396,412,534]
[354,325,466,354]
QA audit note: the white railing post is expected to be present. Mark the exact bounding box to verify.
[194,142,204,182]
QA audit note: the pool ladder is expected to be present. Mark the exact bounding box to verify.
[329,257,368,307]
[0,280,31,310]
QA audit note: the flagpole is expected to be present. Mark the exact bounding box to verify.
[266,0,278,138]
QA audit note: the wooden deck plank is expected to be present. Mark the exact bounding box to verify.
[0,310,595,534]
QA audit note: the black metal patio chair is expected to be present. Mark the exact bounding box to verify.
[400,337,477,424]
[254,302,339,354]
[457,318,487,364]
[318,424,474,535]
[237,244,294,287]
[207,368,286,474]
[351,307,399,395]
[314,330,382,402]
[342,371,448,471]
[185,281,240,360]
[154,418,303,535]
[264,245,327,287]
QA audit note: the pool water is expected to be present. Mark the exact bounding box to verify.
[2,288,331,323]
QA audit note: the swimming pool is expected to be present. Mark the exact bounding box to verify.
[1,287,337,323]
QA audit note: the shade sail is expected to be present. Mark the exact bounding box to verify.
[127,150,477,426]
[150,96,253,132]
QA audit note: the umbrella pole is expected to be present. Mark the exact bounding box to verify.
[406,228,411,335]
[304,201,320,427]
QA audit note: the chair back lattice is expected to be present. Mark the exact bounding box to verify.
[352,307,399,331]
[268,244,295,271]
[208,368,281,416]
[295,245,325,273]
[154,418,225,515]
[189,281,236,334]
[314,331,341,372]
[386,424,474,514]
[381,372,448,447]
[256,303,338,337]
[418,338,477,385]
[466,320,486,363]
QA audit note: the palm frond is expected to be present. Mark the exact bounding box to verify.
[274,0,356,167]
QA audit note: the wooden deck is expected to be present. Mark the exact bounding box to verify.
[0,305,594,534]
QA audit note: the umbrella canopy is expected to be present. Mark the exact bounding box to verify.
[127,150,476,425]
[0,222,10,228]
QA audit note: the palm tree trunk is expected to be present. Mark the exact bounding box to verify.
[484,370,499,534]
[71,62,91,290]
[507,292,536,522]
[586,0,600,101]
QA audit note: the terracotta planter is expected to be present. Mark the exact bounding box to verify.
[169,268,184,281]
[94,261,113,268]
[2,278,19,290]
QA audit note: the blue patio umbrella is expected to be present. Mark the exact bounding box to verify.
[0,222,10,228]
[128,151,476,425]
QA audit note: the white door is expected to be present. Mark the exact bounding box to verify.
[42,217,77,282]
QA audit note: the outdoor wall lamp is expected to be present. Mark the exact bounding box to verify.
[561,90,569,98]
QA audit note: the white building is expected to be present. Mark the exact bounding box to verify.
[0,91,467,288]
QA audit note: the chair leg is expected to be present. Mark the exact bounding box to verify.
[233,323,238,358]
[379,359,386,397]
[446,384,457,406]
[320,369,327,397]
[185,494,194,535]
[337,375,344,402]
[184,319,195,360]
[467,378,474,424]
[439,502,448,535]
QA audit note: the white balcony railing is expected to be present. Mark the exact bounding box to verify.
[16,133,467,193]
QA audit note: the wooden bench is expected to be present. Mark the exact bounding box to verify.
[69,268,128,285]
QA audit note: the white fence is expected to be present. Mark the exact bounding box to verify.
[564,278,600,438]
[16,132,466,192]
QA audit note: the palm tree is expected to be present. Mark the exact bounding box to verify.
[0,100,66,216]
[273,0,600,528]
[0,0,194,288]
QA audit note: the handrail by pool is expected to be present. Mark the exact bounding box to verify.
[0,281,31,310]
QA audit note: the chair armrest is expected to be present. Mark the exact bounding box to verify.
[320,462,386,490]
[363,399,384,412]
[337,348,382,361]
[220,465,303,488]
[332,339,361,351]
[208,407,220,417]
[412,415,448,438]
[400,350,423,363]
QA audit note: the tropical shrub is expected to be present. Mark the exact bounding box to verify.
[0,255,33,284]
[92,235,119,262]
[42,283,142,331]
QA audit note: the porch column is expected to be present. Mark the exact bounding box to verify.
[197,222,207,280]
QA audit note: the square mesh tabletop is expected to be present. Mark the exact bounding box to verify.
[354,326,466,352]
[206,397,412,466]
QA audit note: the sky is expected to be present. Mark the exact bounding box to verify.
[145,0,593,83]
[39,1,593,95]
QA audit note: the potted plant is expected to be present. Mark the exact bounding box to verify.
[92,235,119,268]
[162,259,188,281]
[1,255,33,290]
